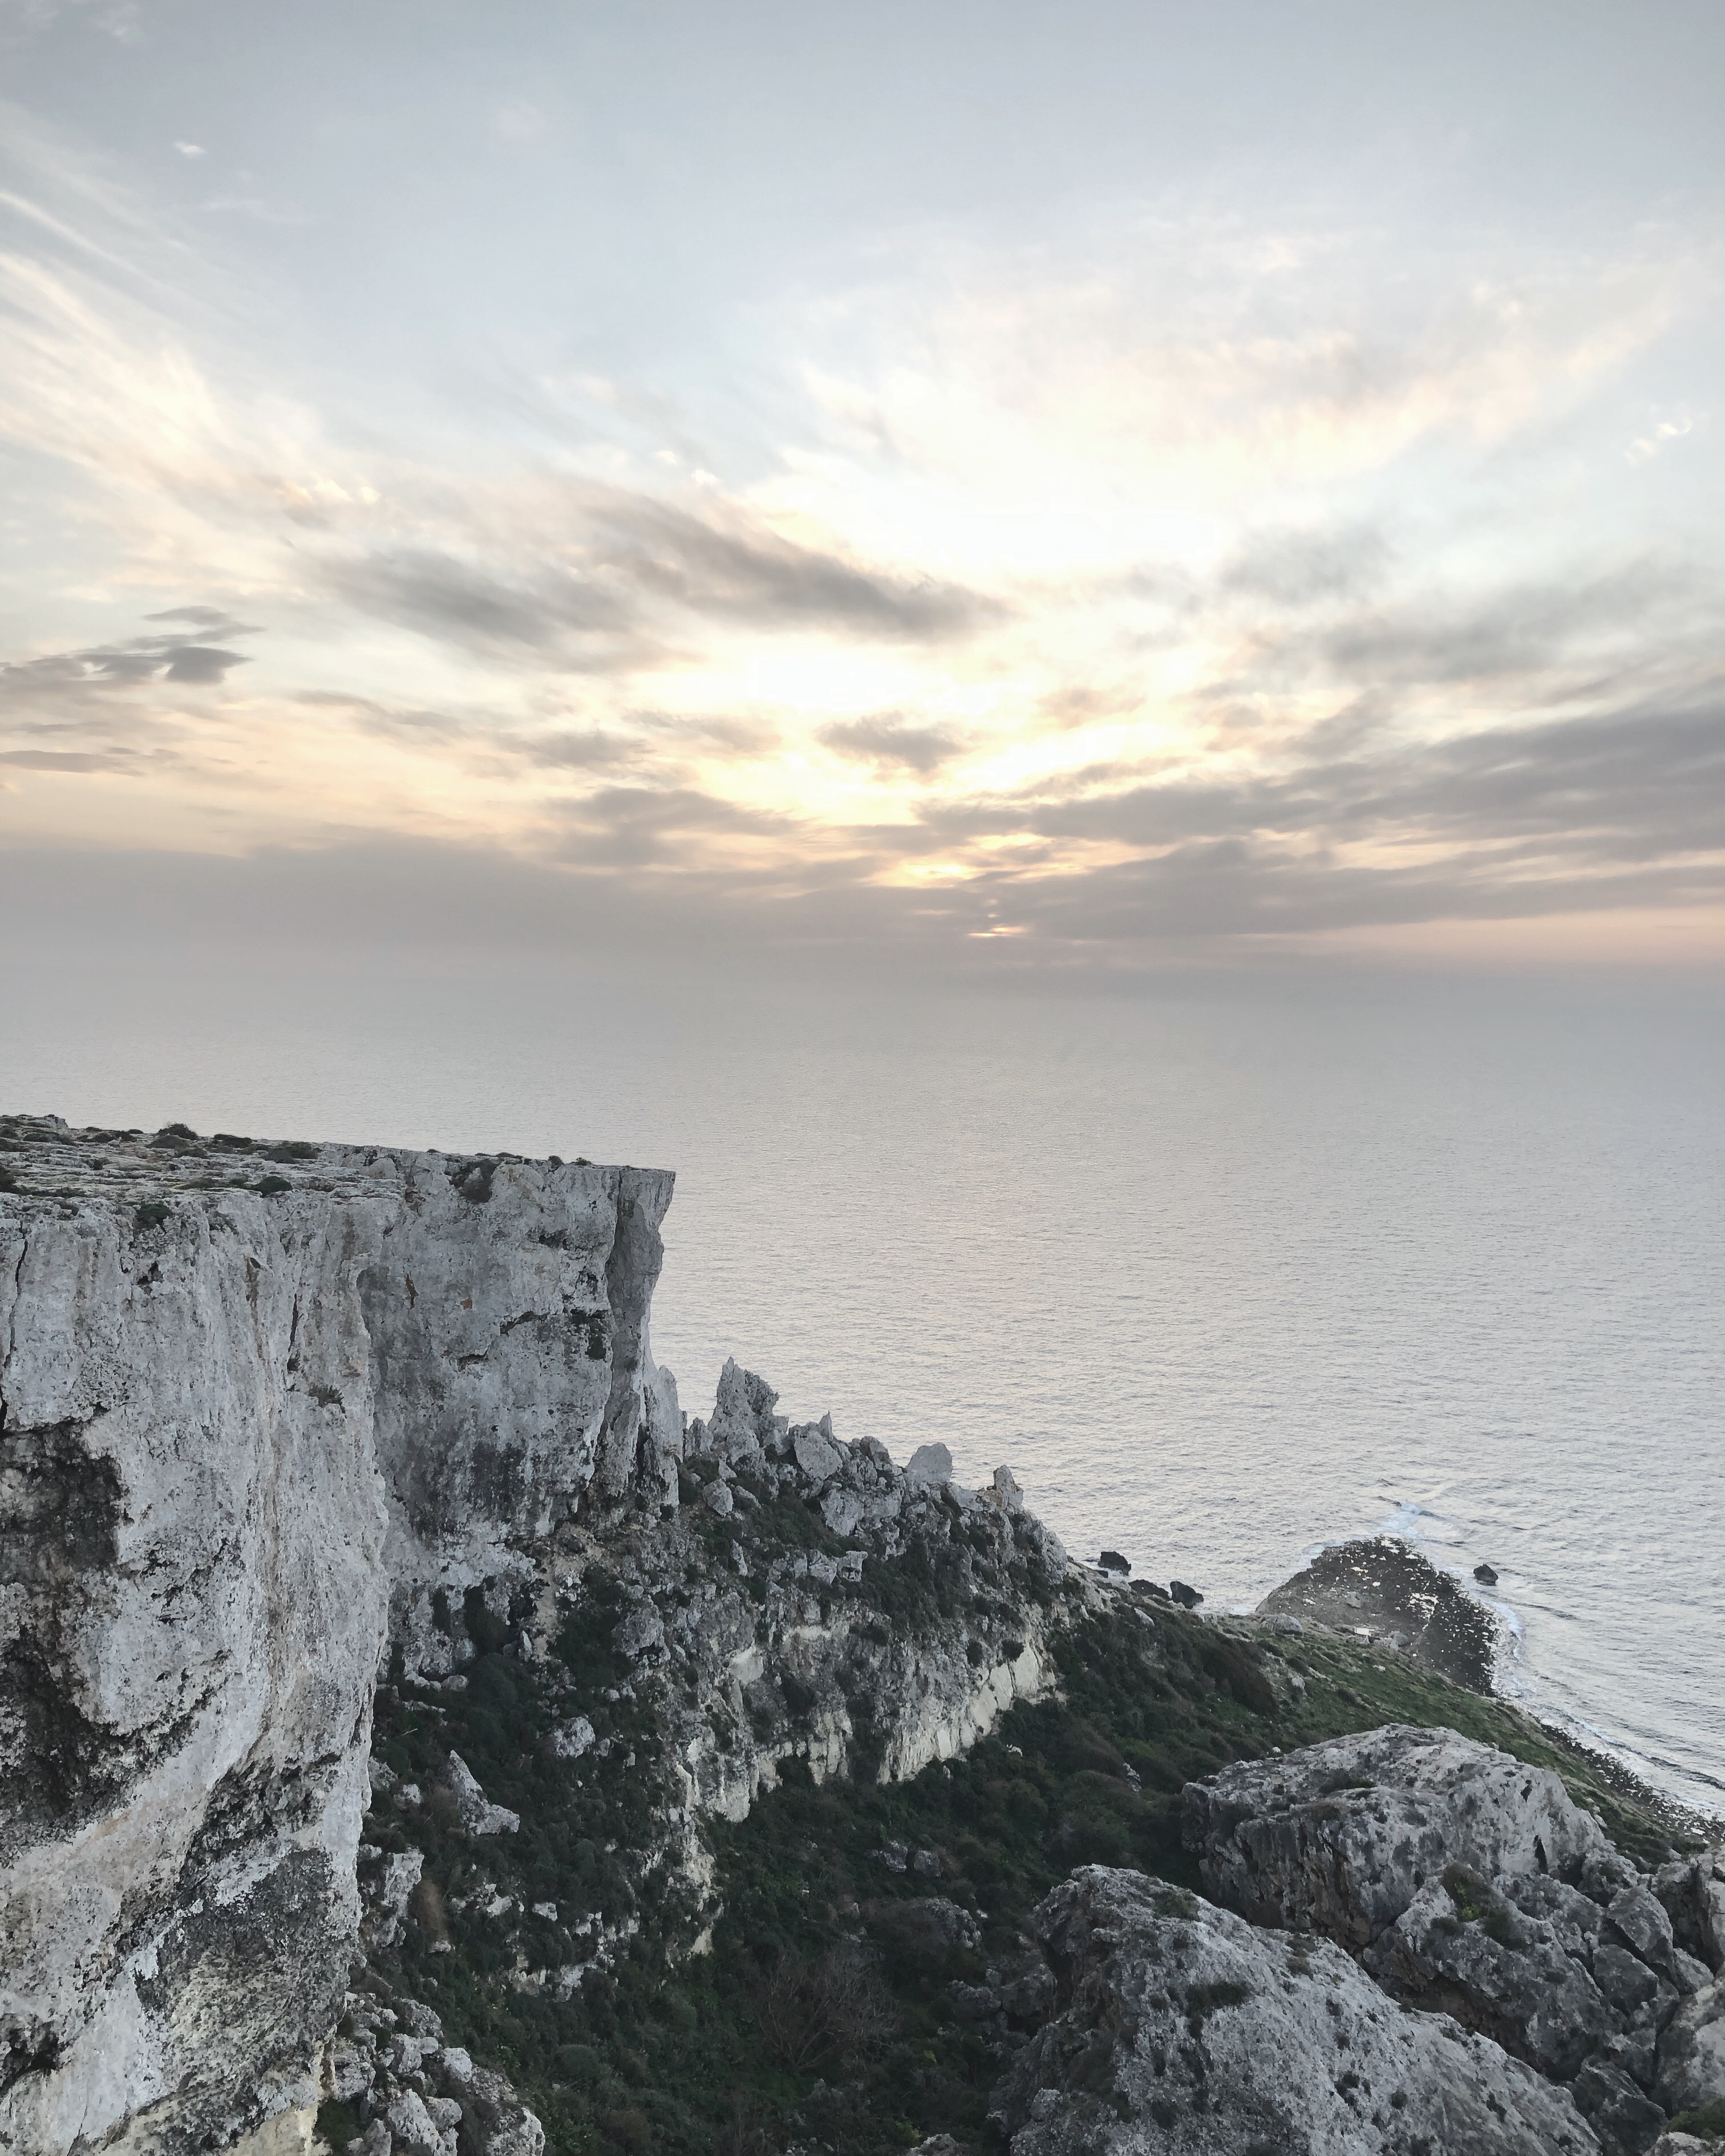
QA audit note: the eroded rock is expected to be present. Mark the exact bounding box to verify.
[1184,1723,1607,1949]
[989,1866,1601,2155]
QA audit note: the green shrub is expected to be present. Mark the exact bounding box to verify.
[134,1201,169,1229]
[315,2098,360,2147]
[256,1175,291,1196]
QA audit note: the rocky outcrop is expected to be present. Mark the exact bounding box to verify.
[0,1117,674,2155]
[1184,1726,1720,2154]
[988,1866,1601,2154]
[1257,1535,1500,1690]
[1183,1724,1607,1948]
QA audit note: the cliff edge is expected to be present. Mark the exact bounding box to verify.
[1,1115,676,2154]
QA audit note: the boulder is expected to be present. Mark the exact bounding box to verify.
[548,1716,596,1761]
[791,1421,845,1484]
[1184,1724,1607,1950]
[988,1866,1601,2155]
[1098,1549,1130,1575]
[1657,1981,1725,2117]
[1476,1563,1500,1586]
[905,1442,954,1486]
[386,2088,446,2156]
[1169,1579,1202,1608]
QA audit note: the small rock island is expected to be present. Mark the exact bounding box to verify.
[2,1114,1720,2156]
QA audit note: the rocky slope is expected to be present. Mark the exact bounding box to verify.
[3,1111,1719,2156]
[0,1115,1065,2155]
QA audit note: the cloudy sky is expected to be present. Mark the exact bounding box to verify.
[3,0,1723,972]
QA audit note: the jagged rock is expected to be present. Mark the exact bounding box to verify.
[1364,1864,1619,2077]
[791,1419,845,1483]
[1477,1563,1500,1586]
[459,2065,546,2156]
[386,2087,446,2155]
[1573,2058,1671,2156]
[870,1895,982,1969]
[1184,1724,1607,1949]
[988,1866,1601,2155]
[989,1465,1025,1514]
[1098,1549,1129,1575]
[612,1605,666,1661]
[699,1357,786,1464]
[446,1752,519,1837]
[1169,1579,1202,1607]
[1653,1852,1725,1975]
[1258,1536,1499,1691]
[1656,1981,1725,2116]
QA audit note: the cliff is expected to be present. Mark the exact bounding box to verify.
[0,1115,1063,2154]
[0,1116,677,2154]
[3,1111,1719,2156]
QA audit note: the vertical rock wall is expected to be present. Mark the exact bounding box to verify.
[0,1123,676,2155]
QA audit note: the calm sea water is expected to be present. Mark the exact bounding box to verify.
[6,958,1722,1814]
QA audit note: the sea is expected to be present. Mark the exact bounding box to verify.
[6,957,1722,1817]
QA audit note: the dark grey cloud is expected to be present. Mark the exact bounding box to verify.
[819,715,967,772]
[0,747,142,771]
[323,491,997,668]
[297,690,469,744]
[898,691,1725,944]
[992,700,1725,858]
[513,728,637,770]
[0,612,258,716]
[321,549,641,663]
[582,489,1000,643]
[145,606,237,629]
[1261,562,1690,693]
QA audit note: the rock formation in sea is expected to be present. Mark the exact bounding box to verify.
[1257,1531,1501,1690]
[2,1111,1720,2156]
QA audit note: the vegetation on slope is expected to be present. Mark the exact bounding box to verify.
[357,1571,1692,2156]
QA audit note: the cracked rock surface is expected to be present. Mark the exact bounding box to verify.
[989,1866,1601,2155]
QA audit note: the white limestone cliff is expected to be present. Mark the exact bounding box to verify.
[0,1118,677,2155]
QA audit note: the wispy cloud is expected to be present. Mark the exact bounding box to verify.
[1,100,1722,964]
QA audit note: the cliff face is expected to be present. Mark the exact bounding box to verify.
[0,1118,677,2155]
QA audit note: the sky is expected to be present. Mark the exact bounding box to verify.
[3,0,1723,978]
